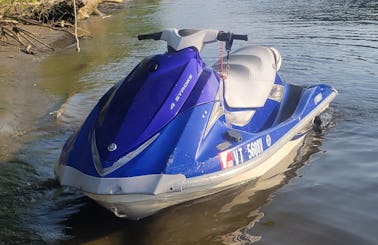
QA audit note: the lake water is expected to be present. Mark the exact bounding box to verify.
[0,0,377,244]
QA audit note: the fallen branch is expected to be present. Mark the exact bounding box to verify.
[1,20,56,54]
[13,17,90,38]
[14,26,55,51]
[73,0,80,52]
[0,0,86,53]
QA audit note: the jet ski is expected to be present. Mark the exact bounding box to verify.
[55,28,338,220]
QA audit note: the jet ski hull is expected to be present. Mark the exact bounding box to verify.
[84,135,305,220]
[56,88,336,220]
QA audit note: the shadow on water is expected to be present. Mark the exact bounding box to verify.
[0,126,84,243]
[57,110,336,245]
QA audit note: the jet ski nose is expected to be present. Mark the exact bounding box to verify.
[94,48,205,166]
[92,130,161,176]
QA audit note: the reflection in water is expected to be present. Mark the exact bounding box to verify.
[214,130,327,245]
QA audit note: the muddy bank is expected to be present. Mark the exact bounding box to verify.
[0,1,127,161]
[0,0,127,55]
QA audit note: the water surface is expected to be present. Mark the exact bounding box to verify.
[0,0,377,244]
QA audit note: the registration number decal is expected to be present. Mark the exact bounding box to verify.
[219,136,269,169]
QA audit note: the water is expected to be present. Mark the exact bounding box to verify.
[0,0,377,244]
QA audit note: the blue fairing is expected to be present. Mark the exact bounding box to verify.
[61,99,219,179]
[294,84,335,116]
[60,48,221,178]
[95,48,206,166]
[108,102,216,177]
[61,106,101,177]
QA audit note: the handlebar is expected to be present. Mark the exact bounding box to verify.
[137,32,163,41]
[232,34,248,41]
[217,31,248,52]
[137,29,248,53]
[217,32,248,42]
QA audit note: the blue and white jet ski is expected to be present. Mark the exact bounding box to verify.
[55,28,337,220]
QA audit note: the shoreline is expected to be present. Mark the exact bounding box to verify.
[0,0,128,86]
[0,1,127,161]
[0,0,127,60]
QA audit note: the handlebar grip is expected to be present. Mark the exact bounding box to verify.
[137,32,163,41]
[232,34,248,41]
[217,32,231,42]
[217,32,248,42]
[217,31,248,52]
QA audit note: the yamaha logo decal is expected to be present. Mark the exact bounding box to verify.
[107,143,117,152]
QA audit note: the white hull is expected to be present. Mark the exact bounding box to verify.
[86,135,305,220]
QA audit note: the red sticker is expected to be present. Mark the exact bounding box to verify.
[219,150,234,169]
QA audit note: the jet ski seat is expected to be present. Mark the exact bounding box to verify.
[213,45,282,126]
